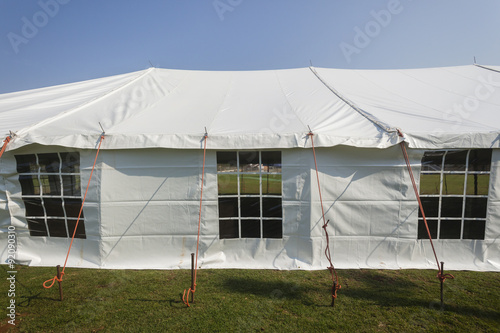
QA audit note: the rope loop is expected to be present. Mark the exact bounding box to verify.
[43,272,65,289]
[332,280,342,299]
[182,285,197,307]
[437,272,455,283]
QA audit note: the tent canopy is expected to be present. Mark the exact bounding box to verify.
[1,65,500,151]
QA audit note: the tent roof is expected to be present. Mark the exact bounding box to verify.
[1,65,500,151]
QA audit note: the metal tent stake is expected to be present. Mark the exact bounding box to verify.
[331,281,337,307]
[190,253,195,304]
[56,265,63,301]
[440,261,444,309]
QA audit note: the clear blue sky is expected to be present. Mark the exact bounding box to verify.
[1,0,499,94]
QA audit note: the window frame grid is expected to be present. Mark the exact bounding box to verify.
[419,150,489,240]
[18,152,84,238]
[218,151,282,239]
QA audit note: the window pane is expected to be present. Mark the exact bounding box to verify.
[263,219,282,238]
[219,219,239,239]
[421,151,444,171]
[27,218,48,236]
[466,174,489,195]
[263,198,282,217]
[441,197,463,217]
[38,153,60,173]
[463,220,486,240]
[217,152,237,172]
[239,151,260,172]
[218,174,238,195]
[468,149,492,172]
[241,197,260,217]
[240,174,260,195]
[443,150,467,171]
[241,219,260,238]
[420,174,440,195]
[418,219,437,239]
[44,198,64,217]
[442,174,464,195]
[24,198,44,216]
[464,197,487,218]
[262,174,282,195]
[262,151,281,173]
[40,175,61,195]
[19,175,40,195]
[15,154,37,173]
[420,197,439,217]
[65,198,83,218]
[63,175,81,196]
[439,220,461,239]
[47,218,67,237]
[67,219,86,239]
[60,152,80,173]
[218,198,238,218]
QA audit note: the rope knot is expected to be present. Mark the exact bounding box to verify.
[437,272,454,282]
[4,136,11,144]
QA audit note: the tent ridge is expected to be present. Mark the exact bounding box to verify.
[474,64,500,75]
[308,66,397,135]
[14,68,155,138]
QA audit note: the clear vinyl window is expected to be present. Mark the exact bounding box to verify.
[15,152,86,239]
[217,151,282,239]
[418,149,491,240]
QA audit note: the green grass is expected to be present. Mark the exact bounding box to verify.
[1,266,499,332]
[218,173,281,195]
[420,173,490,195]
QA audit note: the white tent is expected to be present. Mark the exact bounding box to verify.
[1,65,499,271]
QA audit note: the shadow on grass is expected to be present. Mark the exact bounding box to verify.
[342,270,500,322]
[221,276,305,301]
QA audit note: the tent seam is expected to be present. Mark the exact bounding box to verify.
[308,66,396,134]
[273,70,309,132]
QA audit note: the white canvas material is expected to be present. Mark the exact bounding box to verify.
[1,65,499,271]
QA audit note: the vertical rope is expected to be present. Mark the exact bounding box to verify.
[43,134,105,288]
[308,131,341,302]
[183,133,208,307]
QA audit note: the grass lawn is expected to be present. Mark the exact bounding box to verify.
[1,265,499,332]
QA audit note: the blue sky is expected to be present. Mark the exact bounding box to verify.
[0,0,499,94]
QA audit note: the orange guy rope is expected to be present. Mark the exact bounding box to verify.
[43,134,105,289]
[308,130,341,305]
[183,132,208,307]
[0,136,12,159]
[397,131,454,284]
